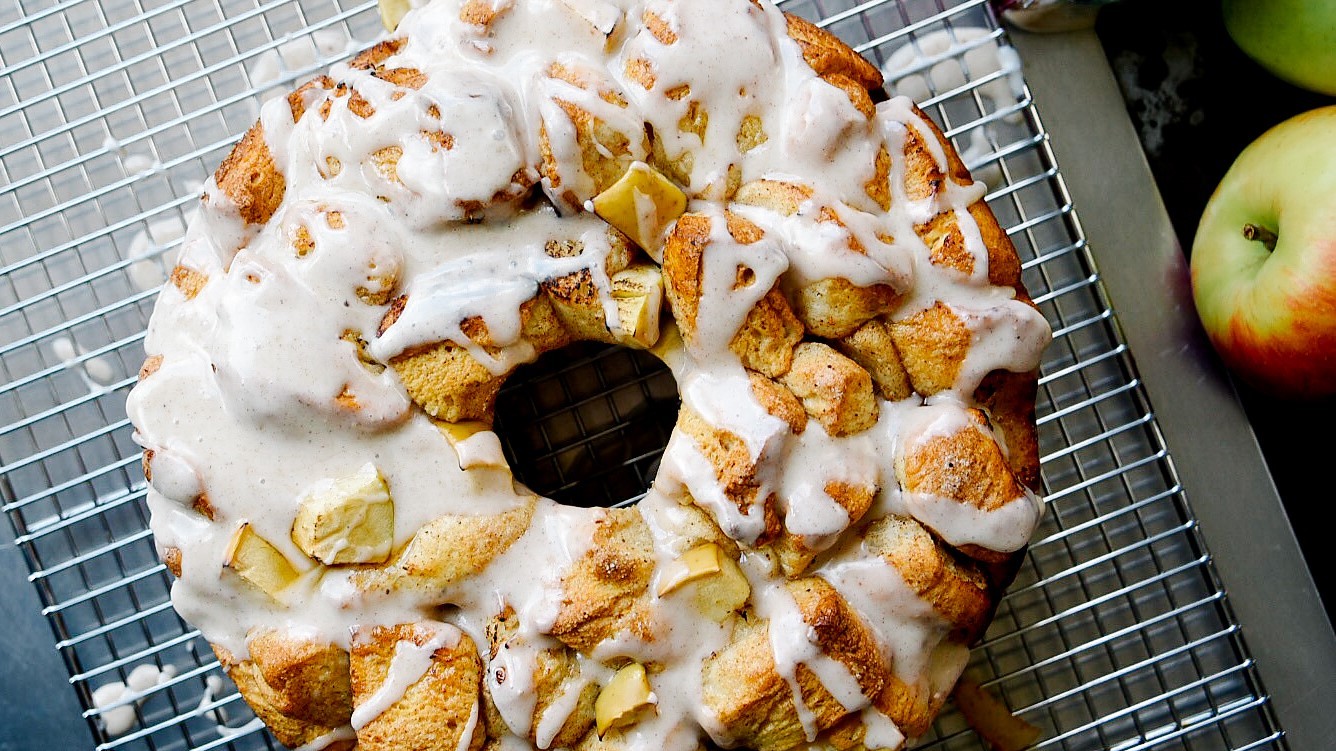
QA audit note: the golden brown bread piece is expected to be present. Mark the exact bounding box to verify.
[382,295,571,423]
[888,302,973,398]
[780,342,880,437]
[169,265,207,300]
[895,409,1032,564]
[731,179,902,338]
[483,607,599,747]
[770,480,876,577]
[783,14,883,92]
[863,515,994,642]
[701,578,887,751]
[247,629,354,729]
[214,640,356,751]
[353,498,536,596]
[833,318,915,402]
[540,228,638,342]
[864,516,991,737]
[677,404,785,546]
[213,124,285,226]
[974,370,1043,492]
[747,370,807,435]
[350,622,485,751]
[662,211,805,378]
[547,508,656,653]
[539,61,651,212]
[783,13,882,120]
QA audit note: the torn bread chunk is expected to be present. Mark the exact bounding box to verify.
[701,578,887,751]
[780,342,879,437]
[547,508,656,653]
[350,622,484,751]
[215,640,356,751]
[894,405,1038,564]
[662,210,804,378]
[482,606,598,748]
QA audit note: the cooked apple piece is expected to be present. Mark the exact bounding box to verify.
[291,463,394,565]
[611,262,664,348]
[378,0,411,30]
[952,674,1042,751]
[657,543,724,595]
[648,321,686,372]
[225,523,301,600]
[594,662,657,738]
[655,543,751,621]
[592,161,687,260]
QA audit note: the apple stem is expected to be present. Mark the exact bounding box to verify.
[1242,223,1278,252]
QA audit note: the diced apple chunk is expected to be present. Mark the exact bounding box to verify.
[291,463,394,565]
[224,523,301,600]
[611,262,664,348]
[592,161,687,260]
[655,543,751,621]
[657,543,724,595]
[594,662,657,738]
[378,0,411,30]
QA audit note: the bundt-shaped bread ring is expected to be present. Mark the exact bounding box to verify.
[126,1,1052,750]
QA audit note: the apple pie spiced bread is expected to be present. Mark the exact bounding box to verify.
[125,0,1053,749]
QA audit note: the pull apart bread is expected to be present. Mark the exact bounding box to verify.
[126,1,1053,749]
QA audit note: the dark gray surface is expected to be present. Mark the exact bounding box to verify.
[0,523,93,751]
[1010,25,1336,751]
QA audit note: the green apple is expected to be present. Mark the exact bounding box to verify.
[1222,0,1336,96]
[1189,105,1336,399]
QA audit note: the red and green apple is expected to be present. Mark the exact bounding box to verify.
[1222,0,1336,96]
[1189,105,1336,399]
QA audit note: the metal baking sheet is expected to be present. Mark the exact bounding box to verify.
[0,0,1293,749]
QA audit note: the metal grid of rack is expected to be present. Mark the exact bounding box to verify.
[0,0,1287,748]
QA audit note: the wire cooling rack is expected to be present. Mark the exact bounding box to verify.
[0,0,1289,749]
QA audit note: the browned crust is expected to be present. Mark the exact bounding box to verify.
[213,124,285,226]
[162,545,182,578]
[897,412,1027,514]
[483,608,597,747]
[348,38,406,70]
[783,13,883,92]
[678,405,784,544]
[748,370,807,434]
[354,499,536,595]
[772,480,875,576]
[861,514,993,736]
[780,342,879,437]
[974,370,1042,492]
[248,629,354,728]
[169,265,207,299]
[138,354,163,381]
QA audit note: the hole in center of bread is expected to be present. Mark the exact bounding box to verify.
[493,342,679,507]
